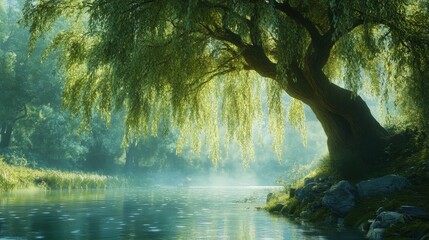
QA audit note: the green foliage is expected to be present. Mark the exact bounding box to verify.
[29,106,89,165]
[20,0,301,163]
[287,99,306,145]
[21,0,429,164]
[326,0,429,130]
[0,1,64,151]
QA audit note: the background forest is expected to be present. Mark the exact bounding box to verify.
[0,0,333,186]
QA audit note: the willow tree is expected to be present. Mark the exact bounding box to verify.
[22,0,429,169]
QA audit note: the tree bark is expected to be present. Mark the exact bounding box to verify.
[309,99,387,163]
[302,43,388,164]
[0,124,13,149]
[0,106,27,149]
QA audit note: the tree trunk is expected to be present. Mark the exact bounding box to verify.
[0,106,27,149]
[234,33,388,178]
[309,100,387,162]
[124,143,138,173]
[277,46,388,177]
[0,124,13,149]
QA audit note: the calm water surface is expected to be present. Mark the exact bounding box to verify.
[0,186,365,239]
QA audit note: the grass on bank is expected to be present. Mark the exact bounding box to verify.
[0,157,124,191]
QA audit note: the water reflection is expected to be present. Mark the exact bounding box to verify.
[0,187,365,239]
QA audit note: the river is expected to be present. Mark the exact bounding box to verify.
[0,186,365,239]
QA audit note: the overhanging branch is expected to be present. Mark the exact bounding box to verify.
[13,105,27,123]
[273,1,321,42]
[199,11,276,79]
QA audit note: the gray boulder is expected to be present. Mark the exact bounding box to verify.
[322,180,356,217]
[376,207,385,215]
[295,178,330,203]
[376,211,406,227]
[295,176,335,203]
[356,175,410,198]
[399,205,429,219]
[296,182,315,202]
[366,211,406,240]
[366,228,385,240]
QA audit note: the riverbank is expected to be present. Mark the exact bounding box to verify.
[267,129,429,239]
[0,156,125,191]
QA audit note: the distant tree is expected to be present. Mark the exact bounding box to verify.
[27,106,89,168]
[22,0,429,175]
[84,115,124,172]
[0,1,60,149]
[124,135,183,174]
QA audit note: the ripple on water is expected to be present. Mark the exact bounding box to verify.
[148,226,161,232]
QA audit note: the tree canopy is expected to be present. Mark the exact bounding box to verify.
[0,0,63,148]
[21,0,429,164]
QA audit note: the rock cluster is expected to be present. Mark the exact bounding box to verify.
[296,177,331,203]
[289,175,412,219]
[269,174,429,239]
[366,206,429,240]
[356,175,410,198]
